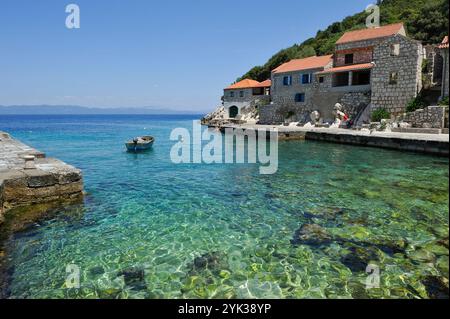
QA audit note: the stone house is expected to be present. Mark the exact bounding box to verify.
[370,33,423,114]
[269,55,334,122]
[222,79,271,119]
[259,23,424,124]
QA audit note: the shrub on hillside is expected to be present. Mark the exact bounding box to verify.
[438,96,449,106]
[406,95,428,112]
[371,108,391,122]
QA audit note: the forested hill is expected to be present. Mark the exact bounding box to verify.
[238,0,449,82]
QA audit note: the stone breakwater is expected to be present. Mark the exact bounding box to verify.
[0,131,83,225]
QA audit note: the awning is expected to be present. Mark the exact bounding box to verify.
[316,63,374,75]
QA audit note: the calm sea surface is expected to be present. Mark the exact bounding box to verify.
[0,115,448,299]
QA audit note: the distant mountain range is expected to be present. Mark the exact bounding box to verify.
[0,105,203,115]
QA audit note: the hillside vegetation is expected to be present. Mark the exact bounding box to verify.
[238,0,449,82]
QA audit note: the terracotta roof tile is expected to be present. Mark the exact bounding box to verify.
[316,62,374,74]
[256,79,272,87]
[336,23,405,45]
[225,79,262,90]
[272,55,333,74]
[438,36,449,49]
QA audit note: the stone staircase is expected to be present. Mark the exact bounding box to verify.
[352,103,373,127]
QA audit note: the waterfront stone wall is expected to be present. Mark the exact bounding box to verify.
[371,34,423,116]
[402,106,447,129]
[304,130,448,156]
[218,123,449,156]
[259,90,371,125]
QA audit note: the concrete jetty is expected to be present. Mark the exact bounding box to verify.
[0,131,83,224]
[215,124,449,156]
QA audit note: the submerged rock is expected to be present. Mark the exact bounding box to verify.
[340,246,380,273]
[436,256,449,277]
[421,276,449,299]
[431,225,449,238]
[348,281,370,299]
[408,249,436,263]
[437,236,449,249]
[291,224,332,246]
[423,241,449,257]
[117,267,146,290]
[89,266,105,276]
[369,239,407,256]
[97,287,122,299]
[304,207,346,221]
[189,252,224,274]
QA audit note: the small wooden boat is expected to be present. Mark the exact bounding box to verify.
[125,136,154,152]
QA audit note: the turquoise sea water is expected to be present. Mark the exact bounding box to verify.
[0,115,448,299]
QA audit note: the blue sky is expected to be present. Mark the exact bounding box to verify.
[0,0,370,112]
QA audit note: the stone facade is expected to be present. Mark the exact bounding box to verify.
[402,106,447,129]
[223,88,270,119]
[269,65,335,121]
[424,45,443,86]
[261,66,329,124]
[371,34,423,115]
[440,47,449,99]
[334,46,374,66]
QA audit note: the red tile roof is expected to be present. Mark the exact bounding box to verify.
[272,55,333,74]
[438,36,449,49]
[225,79,272,90]
[316,62,374,74]
[336,23,405,45]
[225,79,262,90]
[256,79,272,87]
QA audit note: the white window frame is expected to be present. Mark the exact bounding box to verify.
[300,73,313,84]
[283,75,292,86]
[390,44,400,56]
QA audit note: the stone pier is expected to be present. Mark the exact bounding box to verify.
[214,124,449,156]
[0,131,83,225]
